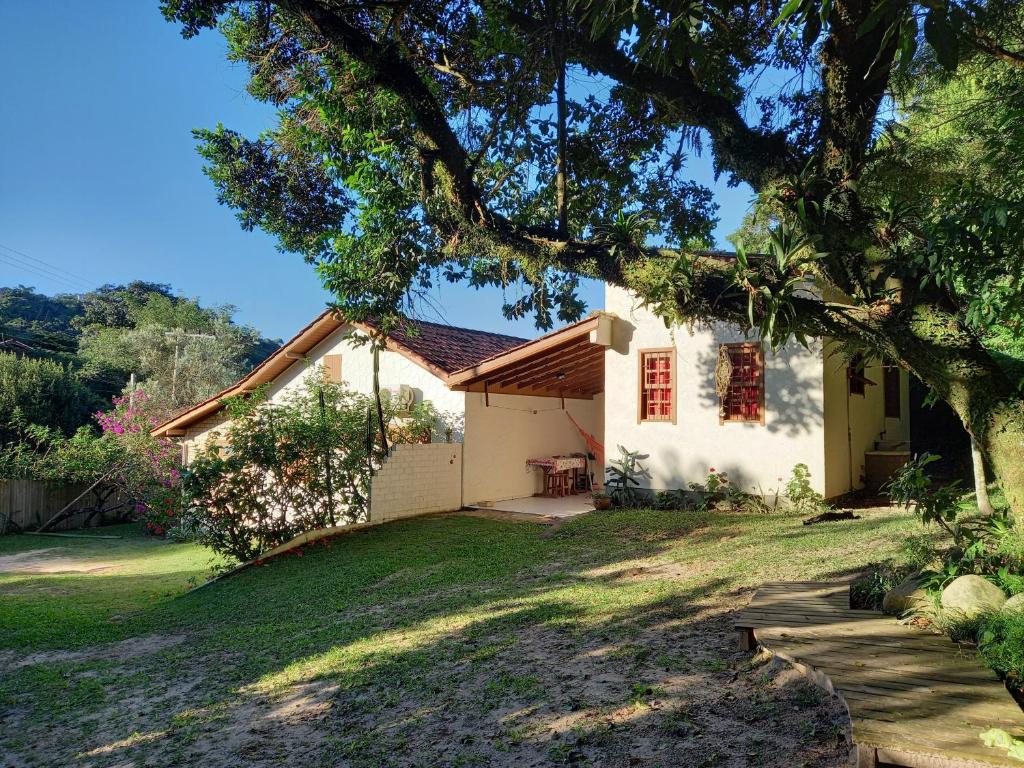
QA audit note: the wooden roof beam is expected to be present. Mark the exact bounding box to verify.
[497,344,602,388]
[513,356,604,392]
[447,314,605,385]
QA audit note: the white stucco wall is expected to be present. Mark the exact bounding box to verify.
[462,392,604,505]
[268,325,467,435]
[180,324,467,463]
[603,284,828,495]
[822,343,911,497]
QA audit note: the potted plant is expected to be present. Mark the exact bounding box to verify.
[591,492,612,510]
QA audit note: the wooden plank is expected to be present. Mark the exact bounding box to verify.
[738,581,1024,768]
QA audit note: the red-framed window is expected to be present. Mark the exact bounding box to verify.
[848,353,870,396]
[639,349,675,423]
[720,343,765,424]
[883,362,901,418]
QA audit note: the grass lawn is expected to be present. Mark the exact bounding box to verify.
[0,507,925,767]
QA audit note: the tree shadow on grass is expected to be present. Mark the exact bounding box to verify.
[0,511,928,767]
[76,576,855,768]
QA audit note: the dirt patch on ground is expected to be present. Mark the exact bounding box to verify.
[579,557,718,582]
[0,527,865,768]
[10,595,848,768]
[0,586,854,768]
[4,633,187,670]
[0,548,121,575]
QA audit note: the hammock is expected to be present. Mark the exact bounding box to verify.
[565,411,604,470]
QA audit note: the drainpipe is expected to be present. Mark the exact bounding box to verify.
[845,384,854,493]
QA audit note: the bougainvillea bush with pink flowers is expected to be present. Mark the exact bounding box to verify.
[94,392,183,536]
[0,392,184,536]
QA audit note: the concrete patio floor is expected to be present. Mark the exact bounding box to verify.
[467,494,595,518]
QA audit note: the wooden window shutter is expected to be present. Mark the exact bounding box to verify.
[719,343,765,424]
[848,353,873,397]
[883,363,900,418]
[638,349,675,423]
[323,354,342,383]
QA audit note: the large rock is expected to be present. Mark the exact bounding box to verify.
[940,575,1007,619]
[1002,593,1024,615]
[882,574,931,615]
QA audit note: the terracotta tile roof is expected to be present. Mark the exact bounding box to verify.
[151,310,527,436]
[386,319,528,375]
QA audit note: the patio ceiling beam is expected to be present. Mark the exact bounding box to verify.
[462,380,595,399]
[563,372,605,394]
[496,342,601,388]
[538,371,604,397]
[488,341,591,388]
[515,362,605,396]
[478,337,589,383]
[448,315,604,386]
[513,355,604,392]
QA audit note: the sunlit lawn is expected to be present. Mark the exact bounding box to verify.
[0,508,922,767]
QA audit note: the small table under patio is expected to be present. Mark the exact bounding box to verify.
[526,455,587,497]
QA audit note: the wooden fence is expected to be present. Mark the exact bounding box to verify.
[0,480,126,533]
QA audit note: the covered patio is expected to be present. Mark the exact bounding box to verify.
[448,313,613,517]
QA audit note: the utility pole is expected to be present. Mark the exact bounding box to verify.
[164,331,215,407]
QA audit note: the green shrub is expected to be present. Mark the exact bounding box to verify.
[887,454,1022,600]
[0,352,101,444]
[978,612,1024,696]
[652,488,692,511]
[605,446,651,508]
[182,379,439,562]
[934,609,990,644]
[850,561,917,610]
[784,463,824,513]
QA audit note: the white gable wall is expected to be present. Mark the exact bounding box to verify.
[180,324,467,462]
[267,325,467,431]
[604,284,828,495]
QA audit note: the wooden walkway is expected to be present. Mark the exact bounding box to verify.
[735,581,1024,767]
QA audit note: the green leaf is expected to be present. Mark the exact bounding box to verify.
[898,16,919,70]
[857,0,894,37]
[802,12,822,47]
[775,0,805,26]
[924,8,959,70]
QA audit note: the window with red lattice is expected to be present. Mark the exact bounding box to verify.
[720,343,765,424]
[883,362,901,418]
[639,349,675,423]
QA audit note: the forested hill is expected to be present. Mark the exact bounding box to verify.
[0,283,281,441]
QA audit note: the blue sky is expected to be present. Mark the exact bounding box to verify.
[0,2,755,341]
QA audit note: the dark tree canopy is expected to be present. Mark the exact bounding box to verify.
[162,0,1024,511]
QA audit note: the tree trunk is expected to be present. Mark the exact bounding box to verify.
[889,303,1024,518]
[970,435,995,515]
[979,399,1024,517]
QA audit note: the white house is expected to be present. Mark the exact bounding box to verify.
[600,284,910,499]
[154,282,909,520]
[152,311,606,518]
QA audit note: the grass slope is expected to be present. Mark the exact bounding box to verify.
[0,508,922,767]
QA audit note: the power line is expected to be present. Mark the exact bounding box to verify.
[0,242,94,287]
[0,252,92,292]
[0,250,92,290]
